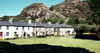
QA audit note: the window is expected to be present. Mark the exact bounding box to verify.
[7,26,9,30]
[28,27,30,30]
[0,26,1,30]
[6,32,9,36]
[22,27,24,30]
[16,27,18,30]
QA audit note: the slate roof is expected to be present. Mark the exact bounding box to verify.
[0,21,73,28]
[0,21,12,26]
[12,22,32,27]
[59,24,73,28]
[32,23,44,27]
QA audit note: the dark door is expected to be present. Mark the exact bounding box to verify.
[0,32,3,38]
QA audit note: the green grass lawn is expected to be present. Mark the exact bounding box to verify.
[0,37,100,53]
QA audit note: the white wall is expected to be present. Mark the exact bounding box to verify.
[0,26,15,38]
[0,25,75,38]
[59,28,74,36]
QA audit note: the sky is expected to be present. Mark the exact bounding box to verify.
[0,0,84,17]
[0,0,65,17]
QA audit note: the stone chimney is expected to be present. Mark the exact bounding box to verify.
[56,22,58,25]
[47,22,51,25]
[28,19,32,24]
[39,21,42,24]
[9,18,13,23]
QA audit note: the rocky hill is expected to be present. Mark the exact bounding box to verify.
[1,0,92,23]
[20,3,65,21]
[50,0,92,20]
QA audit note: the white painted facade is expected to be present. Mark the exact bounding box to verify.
[0,20,75,38]
[59,28,74,36]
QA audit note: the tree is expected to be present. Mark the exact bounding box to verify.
[50,18,58,24]
[30,17,35,21]
[46,18,58,24]
[66,18,76,25]
[79,20,86,24]
[86,15,93,25]
[87,0,100,18]
[66,17,79,25]
[2,16,10,20]
[49,6,54,11]
[13,18,19,21]
[77,24,92,33]
[59,19,65,24]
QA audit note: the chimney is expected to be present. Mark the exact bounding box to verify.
[39,21,42,24]
[47,22,51,25]
[56,22,58,25]
[9,18,13,23]
[28,19,32,24]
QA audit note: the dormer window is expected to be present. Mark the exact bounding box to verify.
[7,26,9,30]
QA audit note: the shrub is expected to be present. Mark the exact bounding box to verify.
[13,18,19,21]
[75,24,92,34]
[45,34,50,36]
[59,19,65,24]
[49,6,54,11]
[46,18,58,24]
[71,34,76,36]
[0,38,7,40]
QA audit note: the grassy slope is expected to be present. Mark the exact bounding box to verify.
[0,37,100,53]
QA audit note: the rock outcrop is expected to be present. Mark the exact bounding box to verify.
[20,3,65,21]
[51,0,92,20]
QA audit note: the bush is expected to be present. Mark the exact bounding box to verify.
[13,18,19,21]
[0,38,7,40]
[46,18,58,24]
[75,24,92,34]
[45,34,50,36]
[71,34,76,36]
[59,19,65,24]
[49,6,54,11]
[66,17,79,25]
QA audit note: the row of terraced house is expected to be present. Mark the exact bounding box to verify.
[0,19,76,38]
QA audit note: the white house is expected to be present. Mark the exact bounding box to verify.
[0,20,75,38]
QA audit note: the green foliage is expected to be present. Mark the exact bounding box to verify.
[76,5,82,11]
[13,18,19,21]
[66,18,76,25]
[2,16,10,20]
[71,34,76,36]
[86,15,93,25]
[94,18,100,25]
[45,34,50,36]
[78,24,92,33]
[51,18,58,24]
[46,18,58,24]
[66,17,79,25]
[45,19,51,22]
[87,0,100,23]
[30,17,35,22]
[79,20,86,24]
[49,6,54,11]
[24,20,28,22]
[59,19,65,24]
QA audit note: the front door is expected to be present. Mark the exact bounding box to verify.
[0,32,3,38]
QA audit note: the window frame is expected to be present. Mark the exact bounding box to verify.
[7,26,9,30]
[22,27,24,30]
[0,26,1,30]
[6,32,9,36]
[16,27,18,30]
